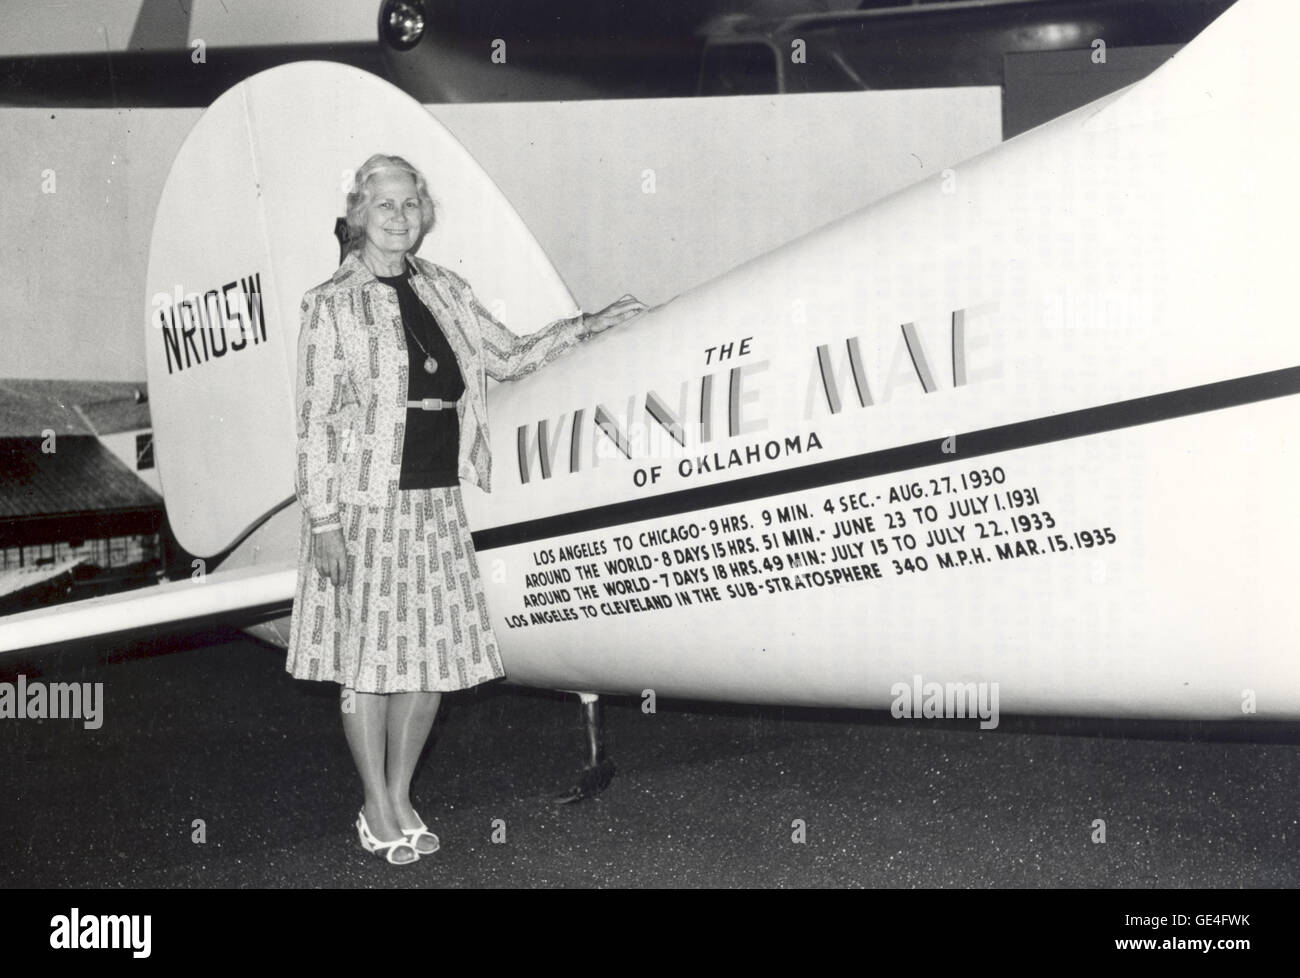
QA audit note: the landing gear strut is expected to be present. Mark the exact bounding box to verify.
[553,692,616,804]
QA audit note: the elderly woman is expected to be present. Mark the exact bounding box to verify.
[285,153,645,864]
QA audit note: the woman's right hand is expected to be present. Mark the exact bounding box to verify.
[312,528,348,587]
[582,294,649,335]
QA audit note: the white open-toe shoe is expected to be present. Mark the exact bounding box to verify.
[357,810,420,865]
[399,812,440,855]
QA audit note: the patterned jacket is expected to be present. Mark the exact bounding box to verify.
[295,249,589,534]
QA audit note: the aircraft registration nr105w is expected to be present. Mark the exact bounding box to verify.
[1,0,1296,724]
[152,273,269,375]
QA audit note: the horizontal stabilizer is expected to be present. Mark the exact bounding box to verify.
[0,564,296,654]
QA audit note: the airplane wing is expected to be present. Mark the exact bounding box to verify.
[0,564,295,654]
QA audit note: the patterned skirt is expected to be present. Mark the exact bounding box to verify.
[285,486,505,693]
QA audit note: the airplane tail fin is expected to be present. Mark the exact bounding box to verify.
[143,62,578,560]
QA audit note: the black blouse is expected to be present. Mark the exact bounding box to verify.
[374,264,466,489]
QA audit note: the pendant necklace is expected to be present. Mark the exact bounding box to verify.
[369,255,438,374]
[403,324,439,375]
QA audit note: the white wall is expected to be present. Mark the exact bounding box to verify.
[1,87,1000,381]
[0,0,378,55]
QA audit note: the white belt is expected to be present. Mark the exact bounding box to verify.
[406,397,459,411]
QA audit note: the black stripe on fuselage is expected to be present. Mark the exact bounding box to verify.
[470,364,1300,551]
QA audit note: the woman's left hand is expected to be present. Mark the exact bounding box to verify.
[583,294,648,335]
